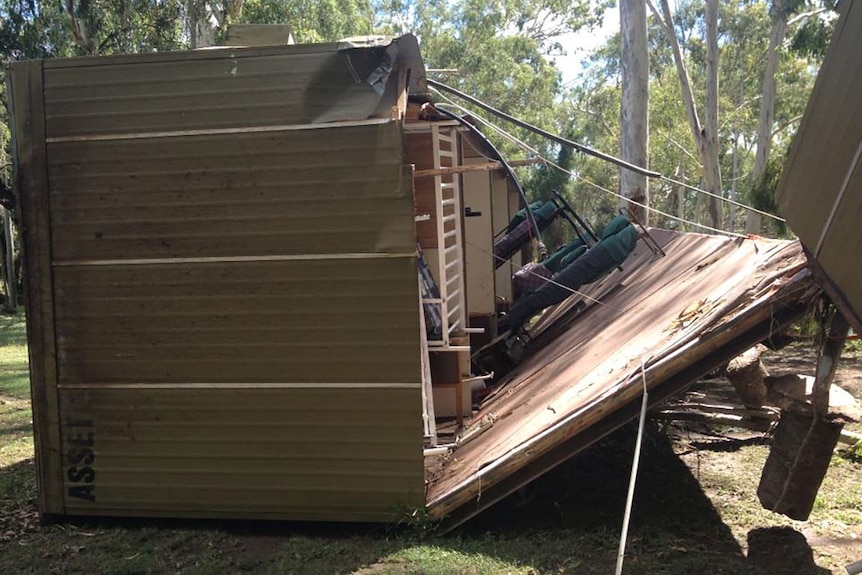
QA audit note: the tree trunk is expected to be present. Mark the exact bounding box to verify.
[746,1,787,234]
[619,0,650,224]
[658,0,723,231]
[725,345,768,408]
[675,165,685,231]
[65,0,97,54]
[703,0,722,230]
[186,0,219,48]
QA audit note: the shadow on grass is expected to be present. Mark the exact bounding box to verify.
[747,526,830,575]
[434,422,754,574]
[0,424,834,575]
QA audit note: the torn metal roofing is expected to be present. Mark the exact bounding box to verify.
[426,230,819,527]
[39,34,425,139]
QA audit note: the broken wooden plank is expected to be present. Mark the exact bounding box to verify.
[413,157,543,178]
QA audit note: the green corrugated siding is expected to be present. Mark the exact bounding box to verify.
[43,45,397,138]
[48,124,414,261]
[775,0,862,325]
[60,387,423,520]
[53,258,420,385]
[13,46,427,522]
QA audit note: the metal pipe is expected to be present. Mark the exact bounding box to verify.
[428,79,661,179]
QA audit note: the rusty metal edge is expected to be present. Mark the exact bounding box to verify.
[428,269,820,530]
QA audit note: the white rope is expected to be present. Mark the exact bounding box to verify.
[615,357,650,575]
[431,94,754,238]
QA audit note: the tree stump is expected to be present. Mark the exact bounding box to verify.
[725,345,768,407]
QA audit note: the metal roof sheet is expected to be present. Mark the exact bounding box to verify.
[427,230,818,526]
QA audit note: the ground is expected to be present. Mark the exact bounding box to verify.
[0,311,860,574]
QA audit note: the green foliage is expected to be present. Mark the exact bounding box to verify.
[747,153,787,235]
[376,0,608,194]
[239,0,374,43]
[572,0,829,235]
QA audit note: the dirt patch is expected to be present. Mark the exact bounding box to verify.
[667,341,862,574]
[762,341,862,398]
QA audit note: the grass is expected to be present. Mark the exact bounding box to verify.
[0,312,32,467]
[0,310,860,574]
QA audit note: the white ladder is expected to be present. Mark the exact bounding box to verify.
[428,124,467,349]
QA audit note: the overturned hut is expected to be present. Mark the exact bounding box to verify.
[7,27,851,528]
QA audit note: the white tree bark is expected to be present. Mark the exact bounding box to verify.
[64,0,97,54]
[186,1,244,48]
[655,0,723,230]
[746,0,787,234]
[619,0,650,224]
[703,0,722,229]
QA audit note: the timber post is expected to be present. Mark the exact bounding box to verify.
[757,300,850,520]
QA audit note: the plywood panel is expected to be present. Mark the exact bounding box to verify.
[775,0,862,328]
[816,163,862,316]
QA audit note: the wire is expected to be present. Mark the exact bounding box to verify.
[428,79,786,225]
[660,174,786,223]
[433,97,748,239]
[429,78,661,178]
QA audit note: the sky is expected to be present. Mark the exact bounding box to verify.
[553,7,621,87]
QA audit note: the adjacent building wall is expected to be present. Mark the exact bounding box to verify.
[776,0,862,331]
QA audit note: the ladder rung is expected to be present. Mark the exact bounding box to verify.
[444,256,460,270]
[442,214,457,224]
[428,344,471,352]
[445,244,459,255]
[446,276,460,288]
[444,229,458,240]
[441,198,456,206]
[448,318,462,333]
[422,298,443,304]
[438,151,454,158]
[447,302,461,317]
[441,182,456,189]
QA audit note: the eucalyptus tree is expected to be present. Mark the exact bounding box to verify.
[745,0,837,233]
[571,0,824,235]
[619,0,649,222]
[376,0,610,191]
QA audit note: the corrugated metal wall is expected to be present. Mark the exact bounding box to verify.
[13,48,425,522]
[776,0,862,330]
[43,43,399,136]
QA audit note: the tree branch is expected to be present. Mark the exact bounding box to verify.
[645,0,670,34]
[788,7,828,27]
[770,114,804,139]
[660,132,702,166]
[658,0,703,146]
